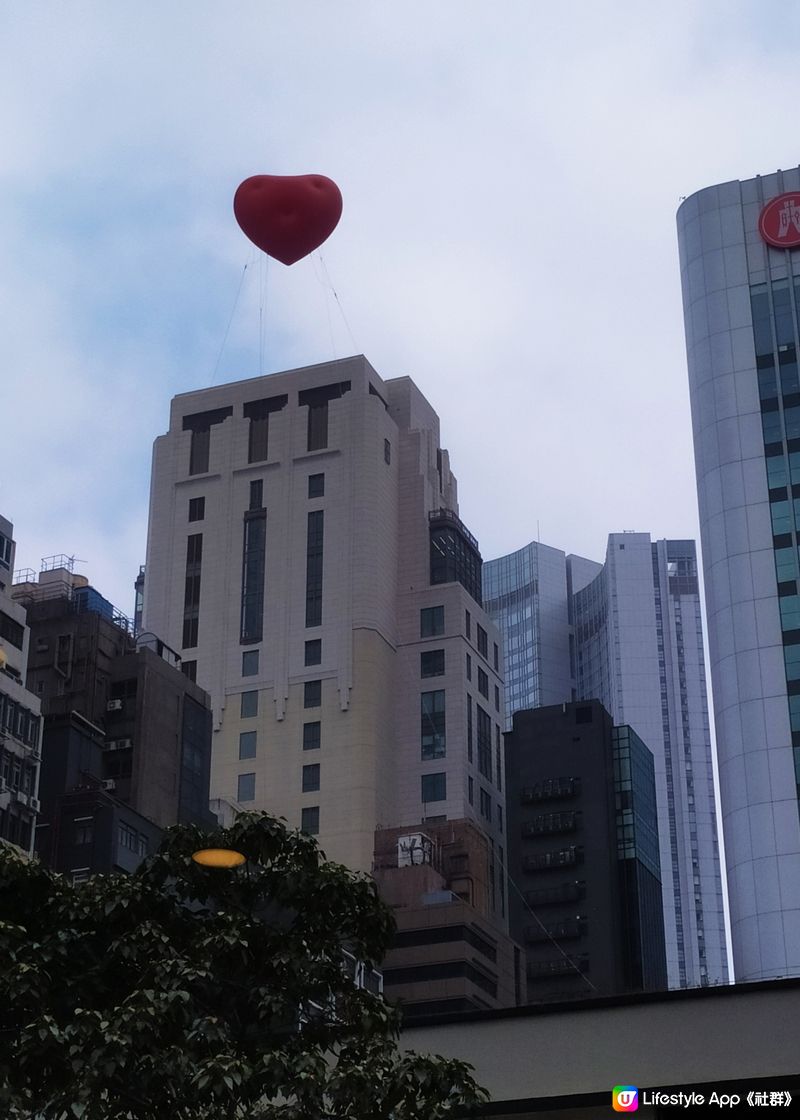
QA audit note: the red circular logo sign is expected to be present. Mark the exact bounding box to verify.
[759,192,800,248]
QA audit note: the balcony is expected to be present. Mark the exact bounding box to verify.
[521,812,580,837]
[523,845,583,872]
[521,777,580,803]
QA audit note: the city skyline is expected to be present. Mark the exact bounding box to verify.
[5,3,800,617]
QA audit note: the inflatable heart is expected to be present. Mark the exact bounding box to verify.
[233,174,343,265]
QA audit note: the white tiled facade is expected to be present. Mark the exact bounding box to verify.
[485,533,728,989]
[0,515,42,856]
[678,169,800,981]
[143,357,506,922]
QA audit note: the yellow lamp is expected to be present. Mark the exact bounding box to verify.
[191,848,247,869]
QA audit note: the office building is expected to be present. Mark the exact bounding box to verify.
[677,167,800,981]
[0,515,42,855]
[12,559,214,870]
[373,820,525,1019]
[141,356,506,924]
[505,701,667,1002]
[485,534,728,990]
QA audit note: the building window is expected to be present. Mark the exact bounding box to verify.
[182,533,203,649]
[118,822,147,856]
[306,511,324,628]
[494,685,500,711]
[239,731,257,760]
[466,653,472,681]
[420,650,445,678]
[420,606,445,638]
[241,509,266,644]
[308,473,325,498]
[74,819,93,846]
[242,650,259,677]
[183,406,232,475]
[468,776,474,804]
[477,706,492,781]
[304,680,322,708]
[299,381,351,452]
[493,642,499,671]
[384,439,391,465]
[301,806,320,835]
[467,694,473,763]
[421,690,446,759]
[188,497,205,522]
[465,610,471,640]
[249,479,263,510]
[237,772,256,802]
[497,805,503,832]
[430,519,483,605]
[71,869,90,885]
[243,394,287,464]
[478,667,489,699]
[181,660,197,683]
[495,726,502,791]
[305,639,322,666]
[480,787,492,822]
[240,690,258,718]
[303,721,321,751]
[421,772,446,804]
[302,763,320,792]
[477,625,488,658]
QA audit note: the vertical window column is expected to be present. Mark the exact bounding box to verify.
[243,394,288,464]
[241,499,267,643]
[182,407,232,475]
[306,510,324,628]
[183,533,203,649]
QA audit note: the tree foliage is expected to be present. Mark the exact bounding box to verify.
[0,814,488,1119]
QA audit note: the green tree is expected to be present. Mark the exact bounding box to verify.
[0,813,488,1119]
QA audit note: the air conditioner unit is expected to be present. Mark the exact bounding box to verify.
[15,791,30,807]
[107,699,123,712]
[101,779,116,791]
[104,738,132,752]
[29,797,41,813]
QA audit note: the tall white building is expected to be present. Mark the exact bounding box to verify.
[484,533,728,989]
[142,356,506,921]
[678,168,800,981]
[0,515,42,856]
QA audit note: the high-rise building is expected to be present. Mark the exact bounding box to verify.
[484,533,728,990]
[677,167,800,981]
[505,701,667,1002]
[142,356,506,926]
[0,515,41,856]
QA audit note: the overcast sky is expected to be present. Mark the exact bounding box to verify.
[2,0,798,616]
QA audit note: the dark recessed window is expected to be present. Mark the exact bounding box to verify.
[304,680,322,708]
[301,806,320,835]
[384,439,391,465]
[465,610,471,640]
[477,625,488,658]
[305,639,322,666]
[421,690,446,759]
[468,776,474,805]
[308,473,325,498]
[466,653,472,681]
[303,721,321,751]
[305,511,324,628]
[183,407,232,475]
[181,660,197,683]
[420,606,445,638]
[237,772,255,802]
[240,691,258,718]
[493,643,499,671]
[478,667,489,699]
[302,763,320,792]
[494,685,500,711]
[188,497,205,522]
[239,731,257,760]
[242,650,259,677]
[249,480,264,510]
[480,787,492,822]
[421,772,446,804]
[420,649,445,678]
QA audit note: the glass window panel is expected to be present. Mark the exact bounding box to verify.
[421,772,446,803]
[785,406,800,441]
[779,595,800,631]
[302,763,320,792]
[762,411,783,445]
[771,501,791,535]
[237,772,256,802]
[784,644,800,681]
[301,806,320,834]
[239,731,257,760]
[790,452,800,484]
[767,456,788,488]
[240,691,258,718]
[775,547,797,583]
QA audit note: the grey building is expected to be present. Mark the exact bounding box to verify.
[0,515,42,856]
[141,356,506,929]
[678,167,800,981]
[506,700,666,1002]
[484,533,728,990]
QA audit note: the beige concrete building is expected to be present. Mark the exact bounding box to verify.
[142,357,506,914]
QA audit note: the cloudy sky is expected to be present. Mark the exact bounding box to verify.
[1,0,798,616]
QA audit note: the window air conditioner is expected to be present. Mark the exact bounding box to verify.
[29,797,40,813]
[107,699,123,712]
[101,779,116,791]
[15,791,30,807]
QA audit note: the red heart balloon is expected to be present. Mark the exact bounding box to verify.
[233,174,343,266]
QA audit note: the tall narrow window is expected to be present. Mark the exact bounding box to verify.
[188,497,205,522]
[477,625,488,658]
[298,382,351,453]
[306,511,324,627]
[249,480,263,510]
[421,690,446,759]
[304,639,322,666]
[183,534,202,649]
[244,394,288,464]
[495,725,502,791]
[308,473,325,498]
[302,763,320,792]
[477,705,492,780]
[303,721,321,750]
[420,606,445,637]
[301,806,320,834]
[183,407,232,475]
[241,509,266,644]
[467,695,473,763]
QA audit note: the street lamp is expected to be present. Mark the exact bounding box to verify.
[191,847,246,869]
